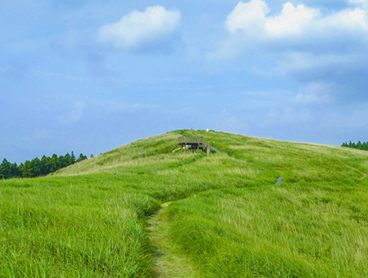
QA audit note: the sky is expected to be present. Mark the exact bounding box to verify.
[1,0,368,163]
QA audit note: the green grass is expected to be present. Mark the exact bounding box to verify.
[1,130,368,277]
[167,185,368,277]
[0,181,159,277]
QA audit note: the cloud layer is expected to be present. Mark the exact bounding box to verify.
[211,0,368,103]
[99,6,181,51]
[226,0,368,43]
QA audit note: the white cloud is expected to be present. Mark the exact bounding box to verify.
[226,0,269,35]
[323,8,367,32]
[212,0,368,101]
[99,6,181,51]
[224,0,368,46]
[350,0,368,8]
[264,3,318,38]
[293,82,333,105]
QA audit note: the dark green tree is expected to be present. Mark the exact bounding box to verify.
[19,161,34,178]
[30,157,41,177]
[1,150,88,179]
[51,154,59,172]
[0,158,12,179]
[342,141,368,151]
[77,153,88,162]
[71,151,76,164]
[40,155,51,176]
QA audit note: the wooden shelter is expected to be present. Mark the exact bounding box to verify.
[178,136,211,155]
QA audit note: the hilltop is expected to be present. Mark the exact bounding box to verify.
[1,130,368,277]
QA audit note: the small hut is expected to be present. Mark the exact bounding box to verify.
[178,136,211,155]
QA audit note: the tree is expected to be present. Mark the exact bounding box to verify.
[30,157,41,177]
[51,154,59,172]
[40,155,51,176]
[1,150,88,179]
[10,162,20,178]
[0,158,12,179]
[342,140,368,151]
[77,153,87,162]
[64,153,72,167]
[71,151,76,164]
[19,160,34,178]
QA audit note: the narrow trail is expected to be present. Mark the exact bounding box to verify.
[147,202,200,278]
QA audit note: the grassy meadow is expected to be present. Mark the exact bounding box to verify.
[1,130,368,277]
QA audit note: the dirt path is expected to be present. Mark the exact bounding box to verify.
[147,202,200,278]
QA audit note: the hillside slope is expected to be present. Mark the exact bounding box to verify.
[1,130,368,277]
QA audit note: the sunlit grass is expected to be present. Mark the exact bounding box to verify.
[0,183,159,277]
[1,129,368,277]
[167,185,368,277]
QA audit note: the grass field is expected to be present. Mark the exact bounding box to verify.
[1,130,368,277]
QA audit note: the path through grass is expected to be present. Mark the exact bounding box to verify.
[2,129,368,276]
[147,202,200,278]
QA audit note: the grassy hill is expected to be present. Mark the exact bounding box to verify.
[1,129,368,277]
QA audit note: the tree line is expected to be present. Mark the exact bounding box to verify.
[341,141,368,151]
[0,152,89,179]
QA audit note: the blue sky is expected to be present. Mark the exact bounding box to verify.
[1,0,368,163]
